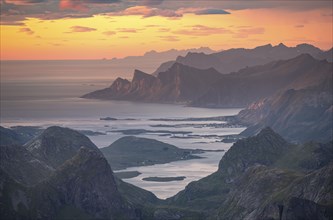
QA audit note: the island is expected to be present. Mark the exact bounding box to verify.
[142,176,186,182]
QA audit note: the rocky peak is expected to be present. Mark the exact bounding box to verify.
[276,42,287,48]
[111,77,130,87]
[296,43,322,53]
[218,127,289,179]
[132,69,155,82]
[256,127,287,145]
[255,43,273,50]
[33,147,139,220]
[25,126,101,169]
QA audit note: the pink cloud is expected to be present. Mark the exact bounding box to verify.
[233,27,265,38]
[59,0,119,11]
[107,6,182,18]
[4,0,46,5]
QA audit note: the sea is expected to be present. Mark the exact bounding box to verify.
[0,60,246,199]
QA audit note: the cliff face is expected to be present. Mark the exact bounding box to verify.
[30,148,139,220]
[190,54,332,108]
[83,53,332,111]
[83,62,222,103]
[238,80,333,142]
[0,126,158,219]
[167,128,333,219]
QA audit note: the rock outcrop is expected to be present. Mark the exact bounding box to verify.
[82,62,222,103]
[25,126,102,168]
[167,128,333,219]
[238,80,332,142]
[30,147,140,220]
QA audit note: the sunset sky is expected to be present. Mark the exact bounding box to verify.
[1,0,332,60]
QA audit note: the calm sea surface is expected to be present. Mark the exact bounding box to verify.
[0,60,245,199]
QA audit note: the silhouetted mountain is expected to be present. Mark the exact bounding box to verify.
[25,126,102,168]
[83,62,222,103]
[155,43,323,75]
[191,53,332,107]
[101,136,202,170]
[109,47,216,75]
[238,80,332,142]
[315,48,333,62]
[84,53,331,109]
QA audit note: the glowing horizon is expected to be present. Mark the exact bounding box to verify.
[1,1,332,60]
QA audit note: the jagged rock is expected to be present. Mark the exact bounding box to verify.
[82,62,222,103]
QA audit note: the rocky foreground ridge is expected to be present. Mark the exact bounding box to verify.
[1,126,332,219]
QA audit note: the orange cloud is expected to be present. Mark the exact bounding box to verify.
[117,28,141,33]
[19,27,34,35]
[174,25,232,36]
[70,25,97,32]
[103,31,116,36]
[233,27,265,38]
[158,28,170,32]
[159,35,179,41]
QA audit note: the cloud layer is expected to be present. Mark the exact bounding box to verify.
[1,0,331,26]
[70,25,96,32]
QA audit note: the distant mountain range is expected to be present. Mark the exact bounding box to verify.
[82,43,332,143]
[154,43,331,75]
[83,53,332,108]
[238,80,332,143]
[82,63,222,103]
[108,47,217,75]
[191,53,332,108]
[1,126,332,219]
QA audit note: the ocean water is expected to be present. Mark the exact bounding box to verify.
[0,60,245,199]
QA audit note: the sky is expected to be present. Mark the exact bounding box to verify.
[0,0,332,60]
